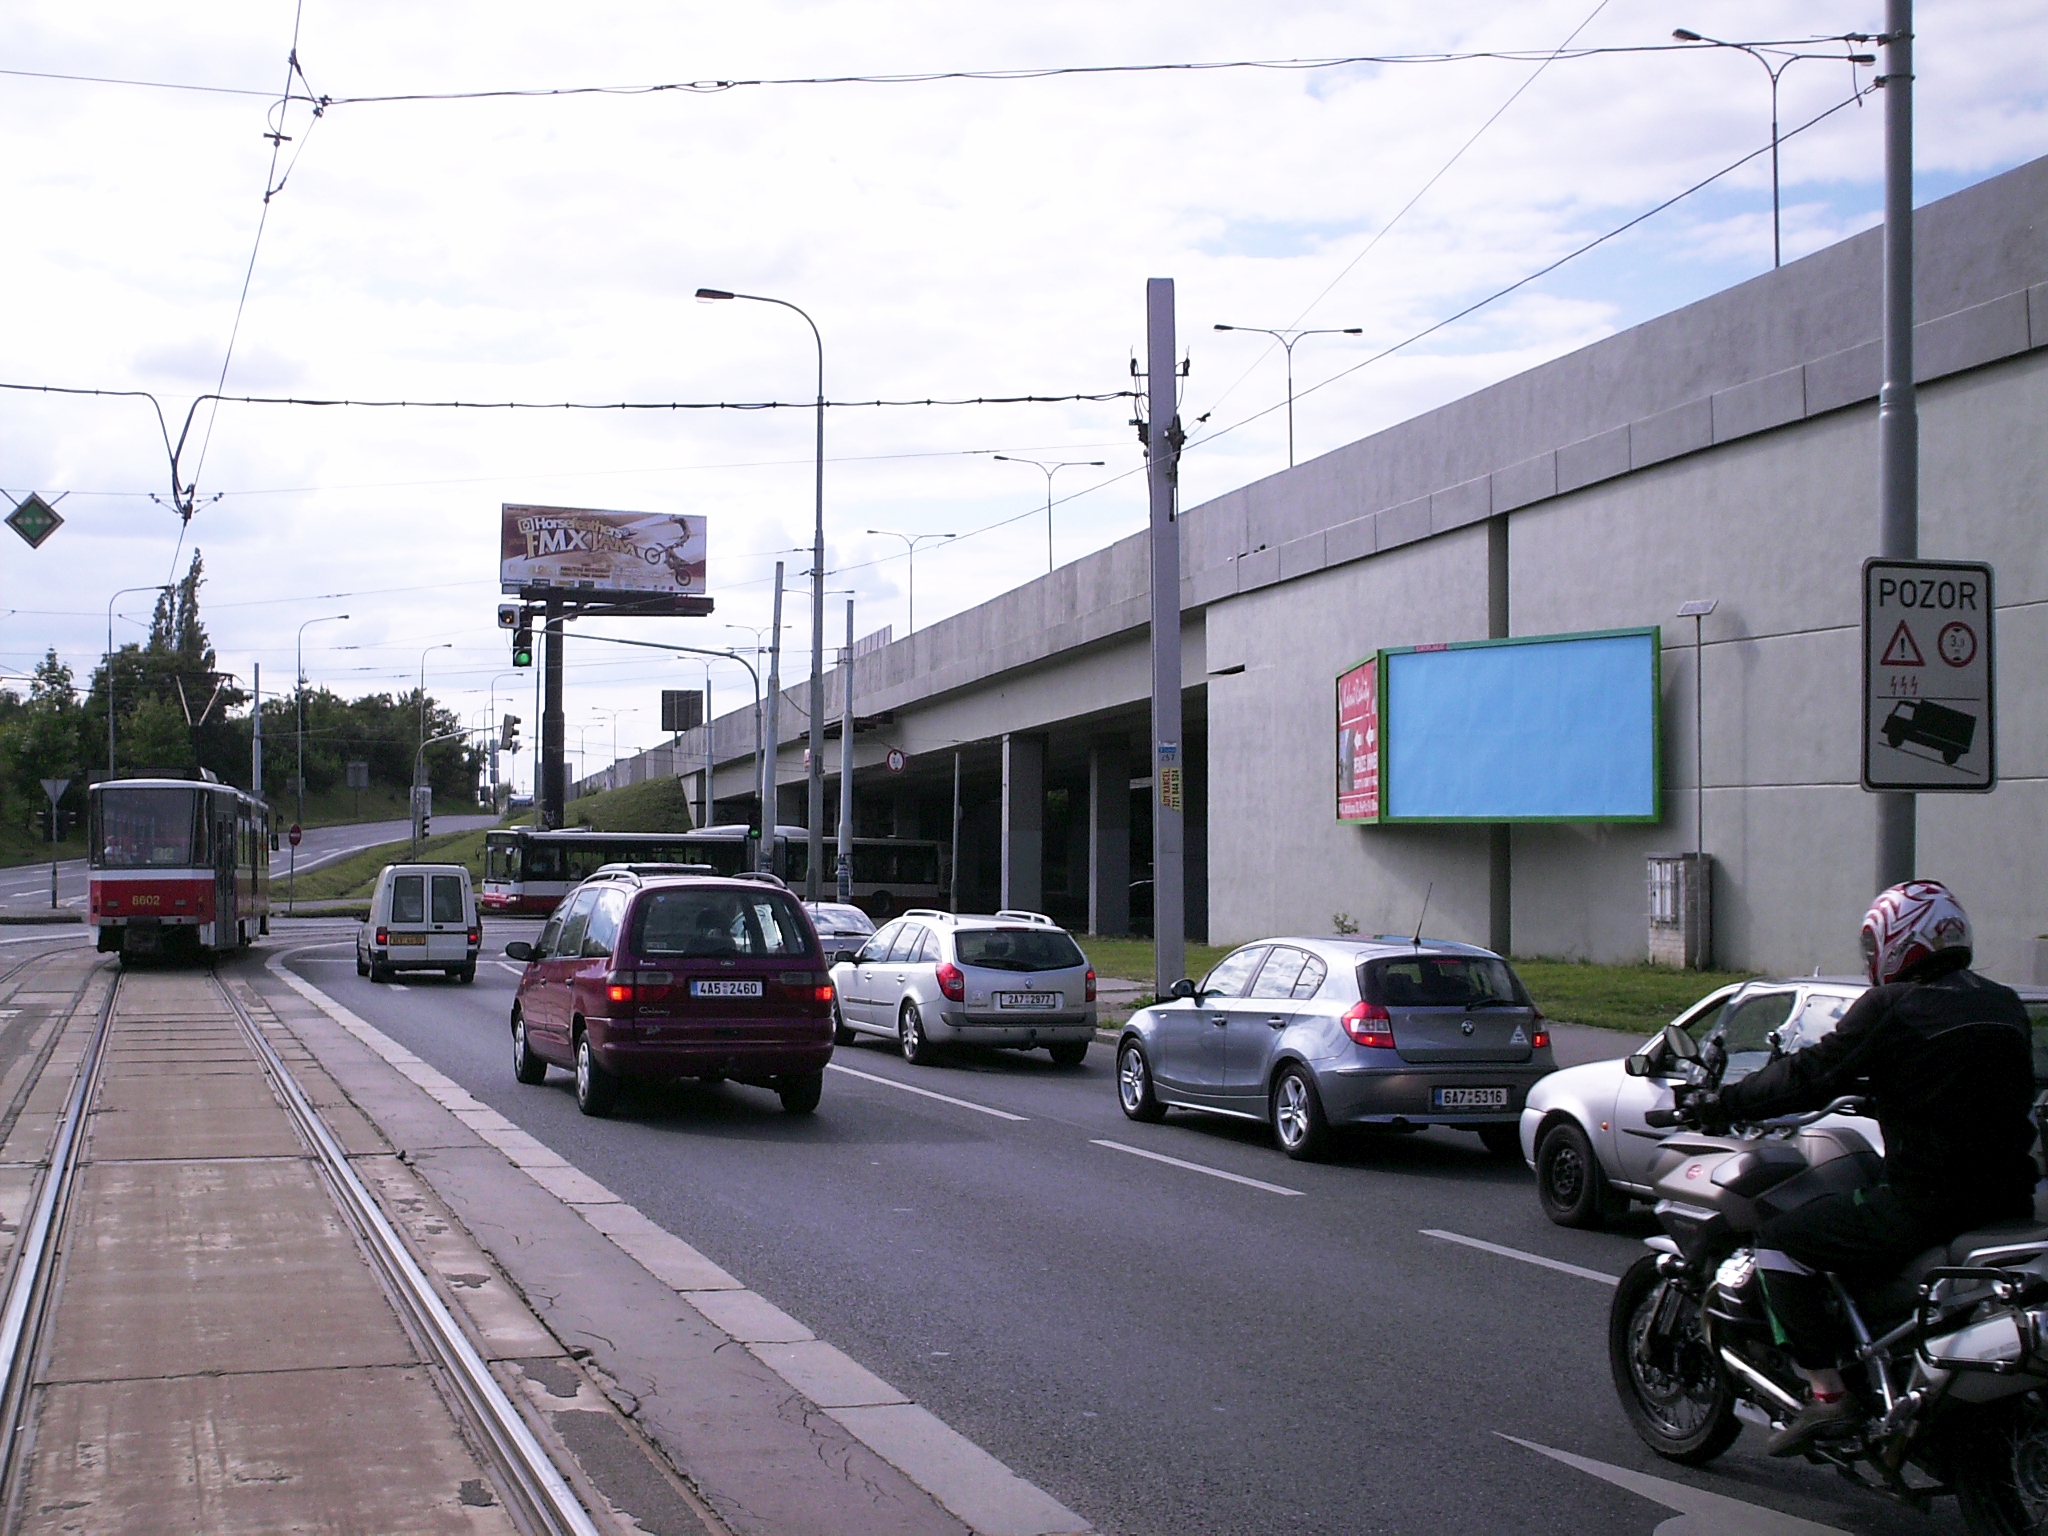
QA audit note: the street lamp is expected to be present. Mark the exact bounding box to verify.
[1212,325,1363,467]
[865,529,957,634]
[417,643,454,757]
[697,286,828,899]
[295,613,349,827]
[104,583,172,773]
[1671,30,1877,269]
[991,457,1105,574]
[590,705,637,791]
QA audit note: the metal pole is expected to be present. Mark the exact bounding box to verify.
[703,664,713,831]
[951,750,961,914]
[807,326,826,903]
[251,662,262,798]
[1145,278,1185,994]
[1875,0,1917,890]
[838,601,855,901]
[1768,65,1783,268]
[762,563,785,874]
[1283,336,1296,468]
[542,604,566,831]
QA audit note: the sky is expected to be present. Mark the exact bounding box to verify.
[2,1,2044,794]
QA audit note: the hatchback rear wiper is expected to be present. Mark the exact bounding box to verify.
[1464,998,1524,1011]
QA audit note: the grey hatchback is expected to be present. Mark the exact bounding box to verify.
[1116,936,1555,1160]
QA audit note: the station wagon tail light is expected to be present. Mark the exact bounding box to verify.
[1342,1000,1395,1050]
[935,961,966,1002]
[1085,968,1096,1003]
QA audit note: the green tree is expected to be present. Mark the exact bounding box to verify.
[81,550,247,780]
[121,696,197,769]
[3,651,85,834]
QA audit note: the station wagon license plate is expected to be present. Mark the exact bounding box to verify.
[996,991,1058,1010]
[1434,1087,1510,1110]
[690,979,763,998]
[389,934,427,946]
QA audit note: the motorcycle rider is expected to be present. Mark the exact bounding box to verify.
[1684,880,2036,1457]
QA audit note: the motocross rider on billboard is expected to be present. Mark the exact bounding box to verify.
[1683,880,2036,1457]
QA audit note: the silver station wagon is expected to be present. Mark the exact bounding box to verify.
[1116,936,1556,1160]
[829,909,1097,1066]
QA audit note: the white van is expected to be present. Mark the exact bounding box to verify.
[357,863,481,983]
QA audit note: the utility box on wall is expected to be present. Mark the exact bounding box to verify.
[1648,853,1712,970]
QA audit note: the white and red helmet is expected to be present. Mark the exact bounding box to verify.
[1860,880,1971,985]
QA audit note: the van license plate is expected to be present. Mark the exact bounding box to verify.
[691,979,763,998]
[996,992,1057,1010]
[389,934,427,946]
[1434,1087,1509,1109]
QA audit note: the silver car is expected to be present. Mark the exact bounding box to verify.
[1518,976,1870,1228]
[1115,937,1555,1161]
[804,900,876,967]
[829,909,1097,1066]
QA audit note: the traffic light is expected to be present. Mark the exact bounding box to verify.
[501,714,521,751]
[512,624,533,668]
[497,603,520,629]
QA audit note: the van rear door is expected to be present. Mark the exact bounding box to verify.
[427,871,470,962]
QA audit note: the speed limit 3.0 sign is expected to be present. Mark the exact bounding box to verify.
[1863,558,1995,792]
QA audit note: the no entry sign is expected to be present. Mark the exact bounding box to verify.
[1862,558,1995,793]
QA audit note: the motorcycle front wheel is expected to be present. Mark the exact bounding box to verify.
[1608,1254,1741,1465]
[1955,1393,2048,1536]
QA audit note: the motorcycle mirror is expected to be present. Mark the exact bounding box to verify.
[1662,1023,1701,1061]
[1624,1052,1652,1078]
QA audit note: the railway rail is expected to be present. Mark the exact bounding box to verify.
[0,960,605,1535]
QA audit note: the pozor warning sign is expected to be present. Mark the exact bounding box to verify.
[1863,558,1995,793]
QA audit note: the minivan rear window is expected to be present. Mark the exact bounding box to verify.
[1362,955,1526,1009]
[955,928,1086,973]
[633,889,815,959]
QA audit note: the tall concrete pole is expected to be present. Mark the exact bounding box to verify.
[1146,278,1185,993]
[760,563,785,873]
[1875,0,1917,891]
[541,603,566,831]
[837,600,855,902]
[251,662,262,798]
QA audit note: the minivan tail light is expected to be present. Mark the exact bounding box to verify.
[776,971,836,1004]
[935,961,966,1002]
[1085,968,1096,1003]
[605,971,673,1005]
[1343,1000,1395,1050]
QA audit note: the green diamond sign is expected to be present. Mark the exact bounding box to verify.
[6,494,62,550]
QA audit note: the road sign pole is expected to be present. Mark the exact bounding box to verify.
[41,779,68,910]
[1875,0,1917,890]
[1145,278,1185,996]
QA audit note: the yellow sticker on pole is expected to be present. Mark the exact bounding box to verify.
[1159,766,1183,813]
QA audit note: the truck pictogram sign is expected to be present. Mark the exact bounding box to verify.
[1863,558,1995,793]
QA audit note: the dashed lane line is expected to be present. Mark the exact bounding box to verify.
[1090,1139,1305,1196]
[825,1063,1028,1122]
[1422,1229,1621,1285]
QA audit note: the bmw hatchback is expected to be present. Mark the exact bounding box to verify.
[505,871,836,1116]
[1115,936,1555,1159]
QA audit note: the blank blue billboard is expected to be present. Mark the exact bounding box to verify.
[1382,629,1660,822]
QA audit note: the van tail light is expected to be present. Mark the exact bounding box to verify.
[935,961,966,1002]
[1342,1000,1395,1050]
[1085,968,1096,1003]
[467,927,481,946]
[374,927,389,946]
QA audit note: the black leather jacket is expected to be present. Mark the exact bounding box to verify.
[1718,968,2037,1218]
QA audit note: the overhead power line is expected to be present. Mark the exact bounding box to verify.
[0,383,1131,413]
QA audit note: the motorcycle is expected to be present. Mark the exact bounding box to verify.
[1609,1021,2048,1534]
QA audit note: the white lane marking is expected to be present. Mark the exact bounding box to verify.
[825,1064,1027,1122]
[0,931,89,946]
[1090,1138,1304,1196]
[1499,1435,1846,1533]
[1422,1229,1620,1286]
[495,961,525,976]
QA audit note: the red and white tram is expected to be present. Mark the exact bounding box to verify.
[88,773,271,961]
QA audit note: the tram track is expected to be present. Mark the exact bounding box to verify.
[0,963,606,1536]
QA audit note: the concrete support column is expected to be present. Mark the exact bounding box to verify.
[1088,743,1130,935]
[1000,732,1045,913]
[1487,514,1512,956]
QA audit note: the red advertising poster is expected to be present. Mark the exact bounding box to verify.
[1336,656,1380,822]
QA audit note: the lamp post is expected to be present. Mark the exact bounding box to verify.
[990,458,1104,574]
[295,613,349,827]
[104,583,172,773]
[865,529,956,634]
[1211,325,1363,467]
[485,670,520,809]
[591,706,637,791]
[1678,598,1719,968]
[1671,29,1876,269]
[697,287,828,898]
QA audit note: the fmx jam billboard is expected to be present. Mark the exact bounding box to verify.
[1337,628,1661,824]
[500,505,707,599]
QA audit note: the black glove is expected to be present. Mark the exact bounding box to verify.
[1676,1085,1731,1134]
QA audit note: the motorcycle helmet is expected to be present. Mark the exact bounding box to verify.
[1860,880,1971,985]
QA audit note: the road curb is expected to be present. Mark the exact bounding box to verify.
[0,910,83,926]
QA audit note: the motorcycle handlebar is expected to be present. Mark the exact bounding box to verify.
[1644,1108,1683,1128]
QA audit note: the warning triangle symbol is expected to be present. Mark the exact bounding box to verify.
[1881,621,1925,667]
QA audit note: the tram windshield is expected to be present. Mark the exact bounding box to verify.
[94,787,206,869]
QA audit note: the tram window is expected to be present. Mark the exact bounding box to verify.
[391,874,427,925]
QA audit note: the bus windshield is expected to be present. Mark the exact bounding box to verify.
[95,787,205,869]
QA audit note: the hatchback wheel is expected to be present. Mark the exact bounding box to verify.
[899,1001,936,1065]
[1116,1041,1167,1123]
[1271,1065,1330,1161]
[1537,1119,1625,1228]
[512,1011,546,1086]
[779,1069,824,1115]
[575,1031,615,1116]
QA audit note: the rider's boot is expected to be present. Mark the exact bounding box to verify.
[1766,1390,1860,1457]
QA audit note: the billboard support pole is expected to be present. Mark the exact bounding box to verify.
[761,563,785,873]
[1145,278,1185,995]
[541,602,566,831]
[1875,0,1917,892]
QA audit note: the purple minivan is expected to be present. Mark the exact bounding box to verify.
[505,871,836,1116]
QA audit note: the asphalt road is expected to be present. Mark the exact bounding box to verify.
[267,921,1965,1536]
[0,814,501,910]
